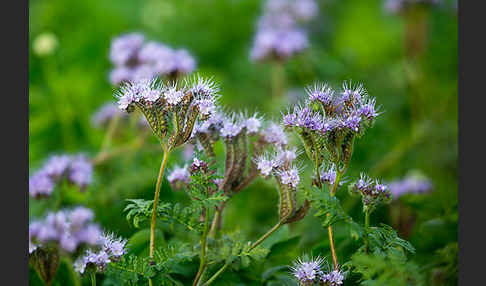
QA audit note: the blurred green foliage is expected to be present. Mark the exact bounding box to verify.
[29,0,457,285]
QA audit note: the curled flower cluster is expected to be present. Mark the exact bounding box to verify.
[115,76,219,149]
[109,33,196,85]
[255,147,309,223]
[283,81,379,177]
[190,111,272,196]
[29,207,102,254]
[350,173,391,211]
[29,154,93,198]
[91,102,127,128]
[389,172,433,198]
[291,257,344,286]
[250,0,318,62]
[384,0,441,14]
[74,232,128,274]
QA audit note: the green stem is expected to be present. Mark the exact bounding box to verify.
[250,221,282,251]
[364,210,370,254]
[202,263,229,286]
[90,272,96,286]
[193,207,211,286]
[327,166,346,270]
[150,148,171,259]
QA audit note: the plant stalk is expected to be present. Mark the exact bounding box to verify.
[250,221,282,251]
[90,272,96,286]
[202,263,229,286]
[327,168,345,270]
[193,207,211,286]
[149,149,171,259]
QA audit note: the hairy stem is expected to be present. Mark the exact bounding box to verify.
[364,210,370,254]
[150,149,171,259]
[202,262,229,286]
[193,207,211,286]
[250,221,282,251]
[327,167,345,270]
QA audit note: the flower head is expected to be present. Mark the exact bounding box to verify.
[256,153,278,177]
[290,256,325,284]
[68,155,93,189]
[277,165,300,188]
[262,123,288,146]
[29,171,55,198]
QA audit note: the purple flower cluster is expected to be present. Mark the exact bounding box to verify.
[389,173,432,198]
[29,154,93,198]
[109,33,196,85]
[115,77,218,118]
[262,123,288,147]
[320,164,338,186]
[167,165,191,190]
[91,102,127,128]
[29,207,102,254]
[384,0,441,14]
[74,232,127,274]
[250,0,318,62]
[291,257,344,286]
[283,81,379,136]
[256,147,300,188]
[350,173,391,208]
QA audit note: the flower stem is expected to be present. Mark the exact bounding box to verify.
[90,272,96,286]
[250,221,282,251]
[364,209,370,253]
[149,149,171,260]
[327,167,345,270]
[202,263,229,286]
[193,207,211,286]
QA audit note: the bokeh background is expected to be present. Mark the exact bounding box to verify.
[29,0,458,285]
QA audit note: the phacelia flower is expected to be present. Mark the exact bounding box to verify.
[245,114,263,134]
[108,33,197,85]
[278,166,300,188]
[109,33,145,66]
[320,164,337,186]
[29,172,55,198]
[350,173,391,210]
[220,118,243,138]
[29,207,102,253]
[321,270,344,285]
[256,153,278,177]
[250,0,318,62]
[167,165,191,184]
[263,123,288,146]
[68,155,93,189]
[290,256,325,284]
[164,85,185,106]
[389,173,433,198]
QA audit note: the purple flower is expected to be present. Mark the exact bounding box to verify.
[220,117,243,138]
[256,154,278,177]
[282,110,298,127]
[322,270,344,285]
[344,113,361,132]
[109,33,144,66]
[115,79,153,110]
[278,166,300,188]
[389,174,433,198]
[359,98,378,121]
[167,165,190,184]
[43,155,71,178]
[263,123,288,146]
[29,172,55,198]
[306,82,334,105]
[100,233,128,258]
[68,155,93,189]
[245,114,262,134]
[290,256,325,284]
[164,85,185,106]
[275,147,298,166]
[29,208,102,253]
[320,165,337,186]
